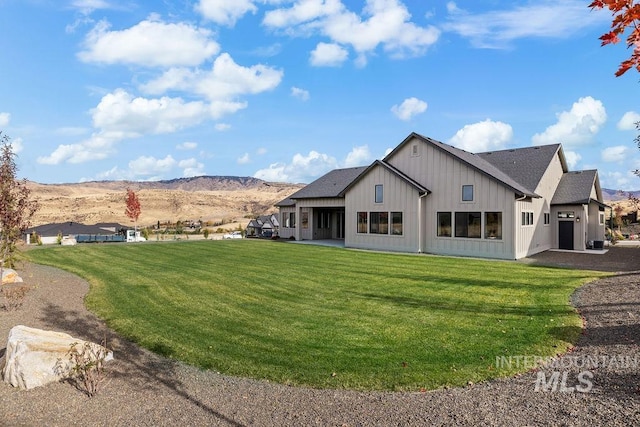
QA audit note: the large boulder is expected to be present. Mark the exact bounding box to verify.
[1,268,23,284]
[1,325,113,390]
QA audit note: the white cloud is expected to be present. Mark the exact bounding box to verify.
[0,112,10,127]
[601,145,629,163]
[443,0,609,49]
[215,123,232,131]
[449,119,513,152]
[264,0,440,64]
[38,89,210,165]
[532,96,607,148]
[564,150,582,169]
[130,155,176,176]
[310,42,348,66]
[391,97,427,121]
[291,86,310,101]
[177,141,198,150]
[78,18,220,67]
[92,89,210,135]
[254,150,339,183]
[72,0,112,15]
[599,170,637,191]
[10,137,23,154]
[178,158,205,177]
[141,53,283,107]
[195,0,257,26]
[344,145,371,167]
[238,153,251,164]
[618,111,640,130]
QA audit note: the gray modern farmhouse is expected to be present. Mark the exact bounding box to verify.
[277,132,607,260]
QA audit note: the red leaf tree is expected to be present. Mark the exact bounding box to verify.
[590,0,640,76]
[124,188,141,233]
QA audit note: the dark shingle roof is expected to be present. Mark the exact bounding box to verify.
[275,197,295,207]
[477,144,563,193]
[287,166,368,199]
[392,133,538,198]
[26,222,126,237]
[551,170,599,205]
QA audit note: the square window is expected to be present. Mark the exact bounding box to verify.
[369,212,389,234]
[375,184,383,203]
[455,212,481,238]
[462,185,474,202]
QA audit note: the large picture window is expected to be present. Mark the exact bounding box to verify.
[484,212,502,240]
[357,212,368,233]
[370,212,389,234]
[437,212,452,237]
[391,212,403,235]
[455,212,481,238]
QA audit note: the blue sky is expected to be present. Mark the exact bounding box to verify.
[1,1,639,190]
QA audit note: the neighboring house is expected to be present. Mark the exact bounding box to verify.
[246,214,279,238]
[277,132,607,260]
[26,222,127,244]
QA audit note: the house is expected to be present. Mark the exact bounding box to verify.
[246,214,279,238]
[26,222,128,244]
[276,132,607,260]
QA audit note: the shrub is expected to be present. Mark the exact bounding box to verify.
[203,229,210,239]
[1,283,30,311]
[64,339,110,397]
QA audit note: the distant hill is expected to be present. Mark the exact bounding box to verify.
[27,176,304,228]
[602,188,640,202]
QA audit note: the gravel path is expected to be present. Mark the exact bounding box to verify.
[1,247,640,426]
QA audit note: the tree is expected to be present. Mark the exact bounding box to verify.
[0,133,38,278]
[589,1,640,76]
[124,188,141,233]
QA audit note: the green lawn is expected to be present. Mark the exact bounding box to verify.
[25,240,607,391]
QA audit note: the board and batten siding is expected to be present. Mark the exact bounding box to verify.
[514,151,564,258]
[278,206,296,239]
[385,136,517,259]
[345,163,420,252]
[295,198,345,240]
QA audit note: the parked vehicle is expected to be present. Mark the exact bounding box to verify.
[223,231,243,239]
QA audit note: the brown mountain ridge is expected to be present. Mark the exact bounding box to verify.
[27,176,304,228]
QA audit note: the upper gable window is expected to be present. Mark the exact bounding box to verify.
[411,143,420,157]
[375,184,383,203]
[462,185,474,202]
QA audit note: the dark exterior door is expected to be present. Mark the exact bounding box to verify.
[559,221,574,250]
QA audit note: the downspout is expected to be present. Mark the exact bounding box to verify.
[418,192,429,253]
[514,194,527,259]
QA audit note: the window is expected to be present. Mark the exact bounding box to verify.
[462,185,474,202]
[391,212,403,235]
[282,213,296,228]
[485,212,502,240]
[375,184,383,203]
[318,211,330,229]
[544,212,550,225]
[558,211,575,219]
[521,211,534,226]
[455,212,481,238]
[301,211,309,229]
[599,212,605,225]
[411,143,420,157]
[357,212,368,233]
[437,212,452,237]
[370,212,389,234]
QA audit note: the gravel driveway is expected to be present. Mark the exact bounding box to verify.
[1,247,639,426]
